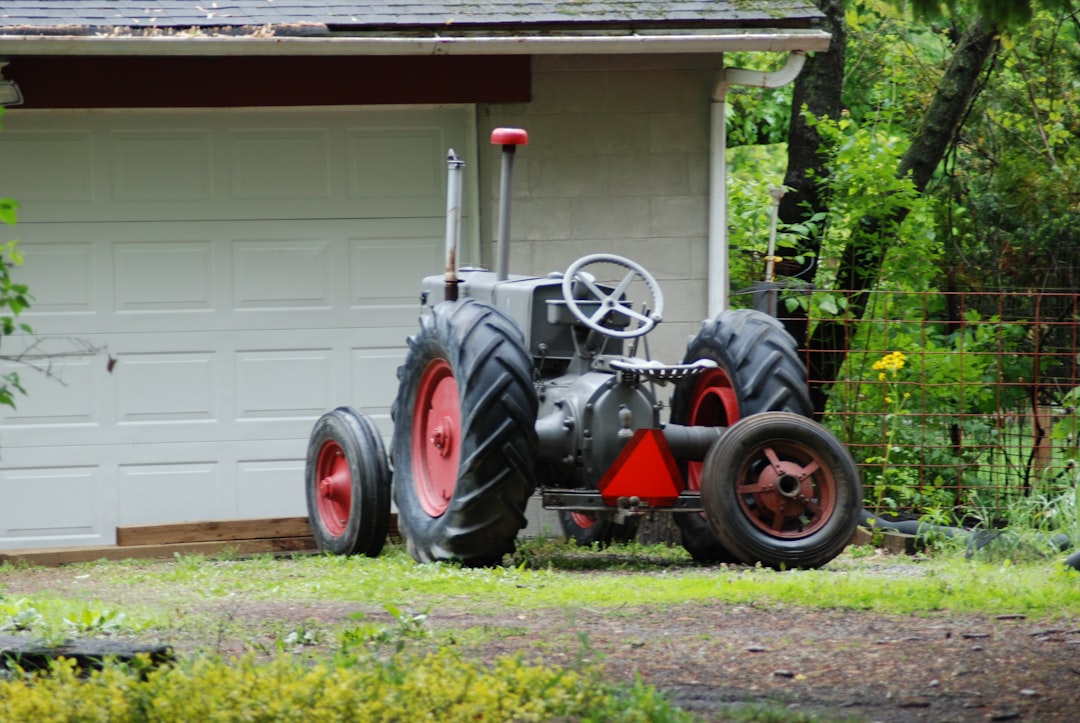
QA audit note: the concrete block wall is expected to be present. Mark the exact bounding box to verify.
[478,53,723,364]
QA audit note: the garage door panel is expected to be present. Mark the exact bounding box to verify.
[235,459,307,519]
[351,235,444,308]
[0,354,98,427]
[234,348,333,420]
[117,462,220,525]
[351,347,407,412]
[18,222,442,335]
[0,465,103,542]
[111,130,214,203]
[232,239,333,310]
[2,326,419,448]
[19,242,98,314]
[115,241,215,312]
[0,439,315,548]
[229,128,331,201]
[0,106,472,548]
[3,108,472,223]
[117,351,218,423]
[346,127,446,198]
[0,129,95,204]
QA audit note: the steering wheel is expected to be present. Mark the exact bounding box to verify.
[561,254,664,339]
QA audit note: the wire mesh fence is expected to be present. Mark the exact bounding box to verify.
[781,289,1080,523]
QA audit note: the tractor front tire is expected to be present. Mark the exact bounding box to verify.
[305,407,391,557]
[701,412,862,570]
[392,299,538,565]
[670,309,812,563]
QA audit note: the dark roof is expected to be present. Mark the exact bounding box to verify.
[1,1,824,34]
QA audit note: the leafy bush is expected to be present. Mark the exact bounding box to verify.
[0,649,692,722]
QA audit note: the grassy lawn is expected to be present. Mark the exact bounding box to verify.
[10,539,1077,619]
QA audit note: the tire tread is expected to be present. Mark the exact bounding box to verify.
[392,299,538,565]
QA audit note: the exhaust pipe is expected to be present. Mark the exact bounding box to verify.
[443,149,465,302]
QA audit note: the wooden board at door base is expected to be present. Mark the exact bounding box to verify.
[0,516,387,567]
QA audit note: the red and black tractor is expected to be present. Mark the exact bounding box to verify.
[305,128,862,569]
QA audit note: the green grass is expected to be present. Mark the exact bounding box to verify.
[5,541,1079,624]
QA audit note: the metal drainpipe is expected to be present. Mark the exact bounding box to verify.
[708,50,810,317]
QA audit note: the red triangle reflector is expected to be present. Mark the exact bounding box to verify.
[597,429,685,507]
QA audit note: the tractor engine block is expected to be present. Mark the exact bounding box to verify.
[534,370,659,490]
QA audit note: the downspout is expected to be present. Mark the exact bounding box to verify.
[708,50,810,317]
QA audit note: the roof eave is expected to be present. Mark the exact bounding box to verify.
[0,29,832,56]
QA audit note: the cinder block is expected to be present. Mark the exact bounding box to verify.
[596,54,722,72]
[530,70,610,115]
[609,154,690,197]
[608,69,710,113]
[570,196,652,240]
[655,278,709,323]
[504,240,533,273]
[649,113,710,153]
[649,195,708,237]
[512,197,573,241]
[608,237,694,280]
[528,153,610,198]
[688,153,710,195]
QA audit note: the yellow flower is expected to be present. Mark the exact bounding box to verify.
[884,396,893,404]
[871,351,907,374]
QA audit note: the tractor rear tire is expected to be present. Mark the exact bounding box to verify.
[558,510,640,547]
[700,412,862,570]
[392,299,538,565]
[670,309,812,563]
[305,407,391,557]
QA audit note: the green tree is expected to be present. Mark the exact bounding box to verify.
[947,10,1080,293]
[772,0,1069,412]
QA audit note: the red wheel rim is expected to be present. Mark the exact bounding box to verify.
[315,440,352,537]
[412,358,461,517]
[686,368,739,491]
[570,512,597,529]
[736,440,837,538]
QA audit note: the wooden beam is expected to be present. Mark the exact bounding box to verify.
[0,515,402,567]
[0,537,317,567]
[116,516,312,547]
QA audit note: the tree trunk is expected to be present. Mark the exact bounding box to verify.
[773,0,846,370]
[777,0,847,235]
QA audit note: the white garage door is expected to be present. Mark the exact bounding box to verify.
[0,107,474,549]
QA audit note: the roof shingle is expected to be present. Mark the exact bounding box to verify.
[1,1,824,32]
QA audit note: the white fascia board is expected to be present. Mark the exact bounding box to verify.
[0,30,831,56]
